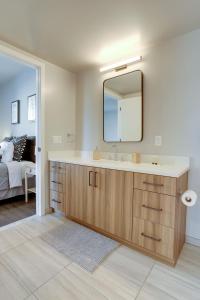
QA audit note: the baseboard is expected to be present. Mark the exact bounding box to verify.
[186,235,200,247]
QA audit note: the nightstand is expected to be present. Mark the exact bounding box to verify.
[25,165,36,203]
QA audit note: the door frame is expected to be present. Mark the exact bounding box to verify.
[0,40,46,216]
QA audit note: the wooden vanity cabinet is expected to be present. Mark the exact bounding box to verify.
[104,169,133,241]
[132,172,188,264]
[69,164,93,222]
[49,161,71,213]
[49,161,188,265]
[69,165,133,241]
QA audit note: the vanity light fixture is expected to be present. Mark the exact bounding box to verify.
[100,56,142,73]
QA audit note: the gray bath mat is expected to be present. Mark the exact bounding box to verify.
[41,220,119,272]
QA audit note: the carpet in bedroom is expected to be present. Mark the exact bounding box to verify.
[0,194,36,227]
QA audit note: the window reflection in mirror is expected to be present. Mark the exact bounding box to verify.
[103,70,143,142]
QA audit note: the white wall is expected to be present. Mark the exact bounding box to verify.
[43,62,76,212]
[76,28,200,241]
[45,62,76,151]
[0,67,36,139]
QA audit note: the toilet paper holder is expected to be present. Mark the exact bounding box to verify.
[178,192,193,202]
[185,196,192,203]
[180,190,198,207]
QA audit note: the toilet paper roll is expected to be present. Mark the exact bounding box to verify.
[181,190,197,207]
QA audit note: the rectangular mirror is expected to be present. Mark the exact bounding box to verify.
[103,70,143,142]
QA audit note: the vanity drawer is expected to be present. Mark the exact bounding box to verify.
[133,189,176,228]
[132,218,174,259]
[134,173,177,196]
[50,190,64,212]
[50,172,65,193]
[50,161,66,174]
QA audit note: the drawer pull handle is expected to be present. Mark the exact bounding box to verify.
[52,199,61,204]
[51,180,62,185]
[141,232,161,242]
[94,172,98,188]
[143,181,164,187]
[142,204,163,212]
[89,171,93,187]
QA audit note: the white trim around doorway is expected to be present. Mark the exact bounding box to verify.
[0,40,46,216]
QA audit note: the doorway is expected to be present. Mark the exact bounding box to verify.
[0,41,45,223]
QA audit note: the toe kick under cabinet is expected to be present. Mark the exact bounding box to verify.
[49,161,188,265]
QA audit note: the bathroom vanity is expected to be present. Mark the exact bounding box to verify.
[48,153,189,265]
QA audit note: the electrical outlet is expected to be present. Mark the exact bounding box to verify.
[52,136,62,144]
[155,136,162,146]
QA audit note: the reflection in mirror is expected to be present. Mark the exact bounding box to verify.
[103,70,143,142]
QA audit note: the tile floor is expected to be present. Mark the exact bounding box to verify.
[0,213,199,300]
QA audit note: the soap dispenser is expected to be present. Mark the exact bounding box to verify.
[93,146,101,160]
[132,152,140,164]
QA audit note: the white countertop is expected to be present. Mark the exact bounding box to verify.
[48,151,189,177]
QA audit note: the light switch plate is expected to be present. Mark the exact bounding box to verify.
[155,136,162,146]
[52,136,62,144]
[66,133,74,143]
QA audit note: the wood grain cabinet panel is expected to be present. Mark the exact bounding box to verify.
[50,161,66,174]
[69,165,107,229]
[133,189,176,228]
[93,168,106,230]
[69,164,93,222]
[50,190,64,212]
[50,172,65,193]
[49,162,70,214]
[69,165,134,242]
[132,218,175,260]
[105,169,134,242]
[134,173,177,196]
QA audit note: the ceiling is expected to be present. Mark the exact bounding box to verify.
[0,0,200,72]
[0,53,29,85]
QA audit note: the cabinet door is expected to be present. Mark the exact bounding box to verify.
[105,169,134,241]
[93,168,106,230]
[69,164,94,222]
[65,164,71,216]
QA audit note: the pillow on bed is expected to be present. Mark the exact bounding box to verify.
[3,137,14,142]
[13,135,27,162]
[0,141,14,163]
[0,147,3,162]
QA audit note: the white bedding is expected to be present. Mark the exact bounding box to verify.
[6,160,35,189]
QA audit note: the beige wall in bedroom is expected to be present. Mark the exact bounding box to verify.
[75,28,200,242]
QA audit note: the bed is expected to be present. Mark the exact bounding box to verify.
[0,137,36,201]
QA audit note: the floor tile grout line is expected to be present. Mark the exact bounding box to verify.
[0,259,31,296]
[153,261,200,291]
[30,263,72,295]
[0,239,28,256]
[135,261,156,299]
[0,233,35,258]
[0,234,72,296]
[53,265,110,300]
[136,259,198,300]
